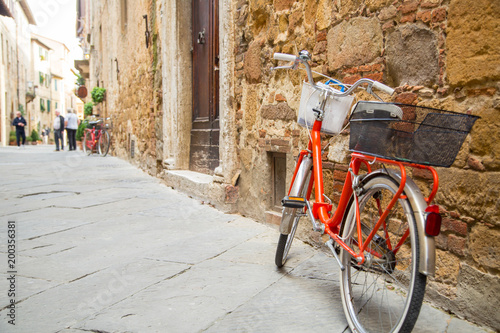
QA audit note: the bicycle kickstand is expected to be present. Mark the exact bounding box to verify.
[325,238,345,271]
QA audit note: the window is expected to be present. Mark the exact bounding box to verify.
[54,79,58,91]
[39,72,44,85]
[47,100,51,112]
[55,102,58,111]
[40,99,45,112]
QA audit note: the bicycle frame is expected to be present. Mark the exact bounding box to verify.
[85,126,103,152]
[289,119,440,274]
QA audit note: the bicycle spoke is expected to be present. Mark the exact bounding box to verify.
[340,174,426,333]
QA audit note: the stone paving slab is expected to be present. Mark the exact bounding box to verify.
[0,146,492,333]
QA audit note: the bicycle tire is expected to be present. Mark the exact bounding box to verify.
[339,173,426,333]
[275,213,301,268]
[275,159,312,268]
[83,131,93,155]
[98,130,110,156]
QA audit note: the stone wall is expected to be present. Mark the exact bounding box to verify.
[234,0,499,330]
[89,0,163,175]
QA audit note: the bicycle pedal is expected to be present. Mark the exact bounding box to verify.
[281,196,307,209]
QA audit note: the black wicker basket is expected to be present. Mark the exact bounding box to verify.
[349,102,479,167]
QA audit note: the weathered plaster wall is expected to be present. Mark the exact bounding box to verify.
[160,0,192,171]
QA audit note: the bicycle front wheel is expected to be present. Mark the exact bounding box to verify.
[98,130,110,156]
[83,131,93,155]
[339,173,426,333]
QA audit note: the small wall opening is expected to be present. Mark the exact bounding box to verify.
[271,152,287,212]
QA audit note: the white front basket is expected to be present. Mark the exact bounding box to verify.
[297,81,354,135]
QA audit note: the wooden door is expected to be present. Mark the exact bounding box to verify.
[190,0,219,174]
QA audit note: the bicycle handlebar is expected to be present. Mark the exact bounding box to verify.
[273,53,298,62]
[273,51,395,97]
[372,81,395,95]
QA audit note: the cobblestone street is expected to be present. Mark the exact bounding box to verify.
[0,146,492,332]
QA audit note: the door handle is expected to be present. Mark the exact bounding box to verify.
[197,29,206,44]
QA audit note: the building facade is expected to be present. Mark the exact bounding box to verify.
[29,37,52,135]
[0,0,35,145]
[30,33,80,134]
[78,0,499,330]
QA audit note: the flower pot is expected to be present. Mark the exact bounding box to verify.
[76,141,83,151]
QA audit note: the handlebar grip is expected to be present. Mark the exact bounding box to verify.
[372,81,395,95]
[273,53,297,62]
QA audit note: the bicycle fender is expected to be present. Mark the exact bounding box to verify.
[280,156,313,235]
[369,169,436,276]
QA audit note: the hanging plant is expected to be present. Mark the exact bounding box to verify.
[75,73,85,86]
[91,87,106,104]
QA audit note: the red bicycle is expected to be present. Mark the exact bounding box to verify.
[83,119,110,156]
[273,51,479,333]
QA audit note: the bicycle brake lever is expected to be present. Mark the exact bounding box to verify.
[270,64,297,71]
[366,83,384,102]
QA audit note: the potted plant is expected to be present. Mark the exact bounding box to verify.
[75,73,85,86]
[76,119,88,151]
[9,131,16,145]
[30,129,40,145]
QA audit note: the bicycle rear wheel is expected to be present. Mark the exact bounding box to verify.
[275,157,312,268]
[83,131,93,155]
[339,174,426,333]
[98,130,110,156]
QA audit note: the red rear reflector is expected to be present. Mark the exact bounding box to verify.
[425,205,442,237]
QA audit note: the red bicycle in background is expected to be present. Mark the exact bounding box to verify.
[83,119,110,156]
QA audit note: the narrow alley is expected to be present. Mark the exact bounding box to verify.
[0,146,490,333]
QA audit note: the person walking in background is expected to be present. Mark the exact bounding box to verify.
[53,110,65,151]
[65,109,79,151]
[12,111,27,148]
[45,127,51,144]
[42,127,48,144]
